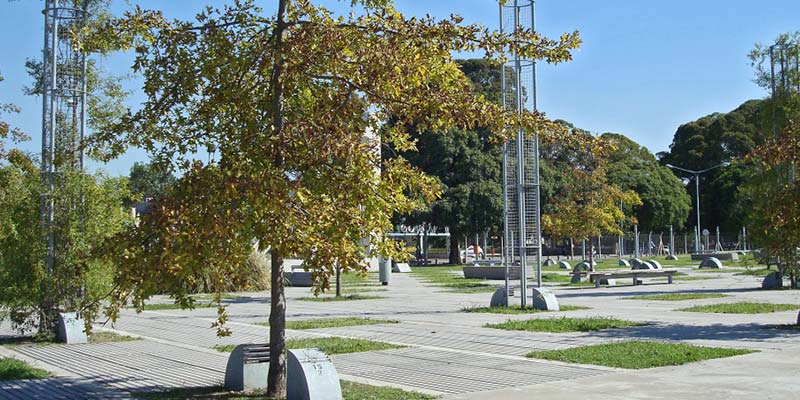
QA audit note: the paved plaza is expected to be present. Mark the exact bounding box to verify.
[1,265,799,399]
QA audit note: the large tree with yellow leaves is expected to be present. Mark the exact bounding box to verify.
[82,0,581,396]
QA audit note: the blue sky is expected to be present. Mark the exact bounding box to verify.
[1,0,798,176]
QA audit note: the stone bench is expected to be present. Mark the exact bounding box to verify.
[473,259,502,267]
[225,343,271,391]
[588,270,678,288]
[284,271,313,287]
[463,266,520,280]
[226,345,343,398]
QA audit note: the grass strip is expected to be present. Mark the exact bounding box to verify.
[624,293,729,301]
[128,302,217,311]
[410,266,493,292]
[297,294,383,302]
[678,302,800,314]
[526,341,755,369]
[88,331,141,343]
[0,357,51,381]
[213,337,402,355]
[463,305,590,314]
[256,317,398,330]
[486,316,643,333]
[134,380,437,400]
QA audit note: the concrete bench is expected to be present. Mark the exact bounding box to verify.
[225,343,271,391]
[473,259,502,267]
[463,266,520,280]
[588,270,678,288]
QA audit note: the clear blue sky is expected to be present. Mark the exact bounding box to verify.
[1,0,797,176]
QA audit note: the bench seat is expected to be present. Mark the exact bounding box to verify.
[588,270,678,287]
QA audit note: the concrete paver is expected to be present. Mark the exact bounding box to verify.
[0,265,799,399]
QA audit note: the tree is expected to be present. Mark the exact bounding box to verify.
[82,1,581,397]
[743,32,800,287]
[602,132,690,232]
[658,100,765,232]
[0,71,29,160]
[128,160,176,202]
[542,130,641,269]
[0,151,131,336]
[400,59,504,264]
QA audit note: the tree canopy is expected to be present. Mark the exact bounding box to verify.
[127,160,176,203]
[399,59,504,264]
[541,127,641,265]
[658,99,764,232]
[82,1,581,396]
[602,132,690,232]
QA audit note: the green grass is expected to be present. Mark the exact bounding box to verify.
[341,287,387,294]
[340,381,437,400]
[463,305,590,314]
[256,317,398,330]
[560,281,597,287]
[541,273,572,283]
[441,286,497,294]
[526,341,756,369]
[678,302,800,314]
[0,357,51,381]
[297,294,383,302]
[88,331,141,343]
[129,302,217,311]
[213,337,402,355]
[411,265,493,292]
[735,268,774,276]
[694,268,747,274]
[190,293,246,301]
[133,381,437,400]
[672,276,717,281]
[485,316,644,333]
[624,293,730,301]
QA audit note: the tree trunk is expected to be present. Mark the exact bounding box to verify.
[267,0,288,397]
[335,266,342,297]
[268,249,287,398]
[449,235,461,265]
[588,242,595,272]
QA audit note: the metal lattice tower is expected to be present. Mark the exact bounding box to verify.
[41,0,89,273]
[501,0,541,308]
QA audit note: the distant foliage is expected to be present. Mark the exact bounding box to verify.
[602,133,690,231]
[0,154,131,336]
[659,100,765,231]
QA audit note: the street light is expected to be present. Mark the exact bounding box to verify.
[666,162,729,253]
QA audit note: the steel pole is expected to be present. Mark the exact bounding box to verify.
[695,173,700,253]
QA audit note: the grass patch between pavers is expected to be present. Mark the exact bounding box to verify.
[297,294,383,302]
[463,305,590,314]
[735,268,774,276]
[213,337,402,355]
[0,357,50,381]
[411,265,493,292]
[257,317,398,330]
[340,380,437,400]
[190,293,246,301]
[88,331,142,343]
[678,302,800,314]
[486,316,644,333]
[624,293,730,301]
[694,268,747,274]
[134,380,437,400]
[128,302,217,311]
[526,341,756,369]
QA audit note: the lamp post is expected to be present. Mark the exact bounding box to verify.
[666,162,729,253]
